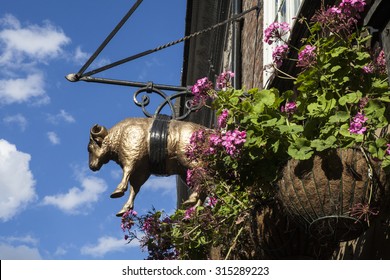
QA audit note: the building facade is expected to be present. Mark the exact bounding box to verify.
[179,0,390,259]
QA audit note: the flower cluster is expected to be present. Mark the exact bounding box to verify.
[217,108,229,128]
[297,45,316,68]
[121,209,178,260]
[363,50,387,75]
[272,44,289,67]
[191,77,213,105]
[312,0,366,34]
[186,166,208,189]
[281,101,297,115]
[121,209,138,240]
[220,129,247,156]
[264,22,290,45]
[216,71,235,90]
[185,129,208,162]
[207,129,247,157]
[205,196,218,208]
[183,206,196,220]
[339,0,366,15]
[349,112,368,135]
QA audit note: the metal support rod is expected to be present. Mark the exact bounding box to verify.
[76,0,144,77]
[69,4,260,80]
[79,76,188,91]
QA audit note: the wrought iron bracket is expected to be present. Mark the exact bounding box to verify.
[66,75,201,120]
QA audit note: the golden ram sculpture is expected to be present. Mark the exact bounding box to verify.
[88,116,204,216]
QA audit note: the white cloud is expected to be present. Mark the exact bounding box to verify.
[0,14,70,105]
[0,73,48,105]
[73,46,89,64]
[0,14,70,65]
[80,236,138,258]
[47,131,60,145]
[0,139,37,222]
[0,243,42,260]
[143,176,177,197]
[3,113,28,131]
[47,109,75,124]
[54,246,67,256]
[42,175,107,214]
[0,235,39,246]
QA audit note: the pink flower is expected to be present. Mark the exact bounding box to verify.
[376,50,387,74]
[359,97,369,109]
[328,7,342,15]
[216,71,234,90]
[186,167,207,188]
[297,45,317,68]
[183,206,196,220]
[386,144,390,155]
[205,196,218,208]
[142,217,154,234]
[191,77,212,105]
[349,112,368,134]
[272,44,289,67]
[339,0,366,15]
[264,22,290,45]
[209,133,222,146]
[217,109,229,128]
[186,129,207,161]
[363,63,374,74]
[281,101,297,114]
[312,2,364,35]
[221,129,246,156]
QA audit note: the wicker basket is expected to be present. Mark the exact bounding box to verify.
[277,148,386,243]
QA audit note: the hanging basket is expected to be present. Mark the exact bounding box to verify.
[277,148,386,243]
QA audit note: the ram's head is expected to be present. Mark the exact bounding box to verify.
[88,124,109,171]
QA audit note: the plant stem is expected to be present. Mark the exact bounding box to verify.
[224,226,244,260]
[273,67,297,80]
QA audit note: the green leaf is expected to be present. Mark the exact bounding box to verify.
[288,138,313,160]
[331,46,348,57]
[254,89,276,107]
[328,111,350,123]
[272,139,280,153]
[310,136,337,151]
[372,79,389,90]
[356,51,370,61]
[377,96,390,102]
[253,102,264,114]
[381,157,390,169]
[277,124,304,134]
[331,65,342,72]
[376,137,388,147]
[365,100,385,118]
[338,91,362,106]
[230,96,239,105]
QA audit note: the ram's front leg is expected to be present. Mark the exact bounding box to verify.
[110,165,133,198]
[116,185,139,217]
[116,170,150,216]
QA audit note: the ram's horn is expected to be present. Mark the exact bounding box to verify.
[90,124,108,145]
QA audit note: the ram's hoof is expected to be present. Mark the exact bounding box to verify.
[182,192,199,207]
[116,210,126,217]
[110,190,125,198]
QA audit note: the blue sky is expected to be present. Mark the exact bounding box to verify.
[0,0,187,259]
